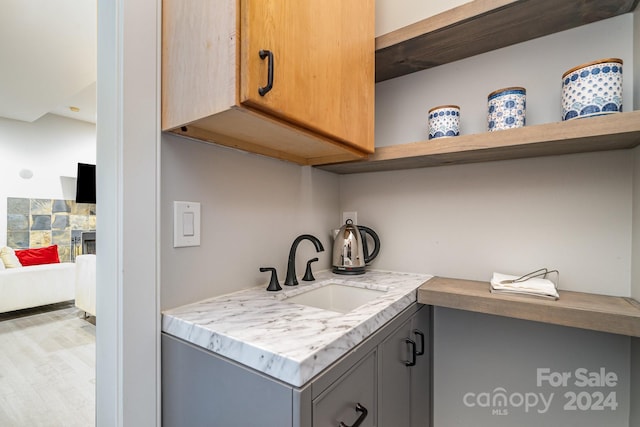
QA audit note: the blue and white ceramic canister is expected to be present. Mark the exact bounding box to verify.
[487,87,526,131]
[428,105,460,140]
[561,58,623,121]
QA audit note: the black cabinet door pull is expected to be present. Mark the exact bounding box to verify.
[405,338,417,366]
[258,49,274,96]
[413,329,425,356]
[339,403,368,427]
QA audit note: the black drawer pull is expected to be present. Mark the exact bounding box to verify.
[413,329,425,356]
[339,403,368,427]
[258,49,274,96]
[405,338,416,366]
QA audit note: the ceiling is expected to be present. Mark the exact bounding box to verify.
[0,0,97,124]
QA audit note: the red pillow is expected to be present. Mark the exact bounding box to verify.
[15,245,60,266]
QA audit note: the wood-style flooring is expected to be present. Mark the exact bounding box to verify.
[0,302,95,426]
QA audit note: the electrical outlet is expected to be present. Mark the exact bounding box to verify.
[342,211,357,225]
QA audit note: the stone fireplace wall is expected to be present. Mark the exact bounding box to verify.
[6,197,96,262]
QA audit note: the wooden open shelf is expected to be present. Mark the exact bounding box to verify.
[375,0,638,82]
[418,277,640,337]
[317,111,640,174]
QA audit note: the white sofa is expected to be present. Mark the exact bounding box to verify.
[0,262,76,313]
[74,254,96,316]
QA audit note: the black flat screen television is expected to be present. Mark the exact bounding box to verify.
[75,163,96,204]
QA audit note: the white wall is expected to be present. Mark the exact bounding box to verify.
[161,135,340,310]
[0,114,96,246]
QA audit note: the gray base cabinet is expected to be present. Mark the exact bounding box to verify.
[162,303,431,427]
[379,304,431,427]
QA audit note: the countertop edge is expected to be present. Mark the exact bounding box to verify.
[418,276,640,337]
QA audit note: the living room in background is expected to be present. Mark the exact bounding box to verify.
[6,197,96,262]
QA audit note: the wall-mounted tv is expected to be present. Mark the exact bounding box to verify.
[75,163,96,204]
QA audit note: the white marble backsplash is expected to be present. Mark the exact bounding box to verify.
[162,270,432,387]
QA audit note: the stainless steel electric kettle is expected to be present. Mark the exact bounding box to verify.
[331,219,380,275]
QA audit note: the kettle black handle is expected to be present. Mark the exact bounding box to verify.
[358,226,380,264]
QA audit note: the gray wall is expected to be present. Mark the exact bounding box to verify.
[340,151,632,295]
[161,134,340,309]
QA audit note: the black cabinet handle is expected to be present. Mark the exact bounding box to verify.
[413,329,425,356]
[339,403,368,427]
[258,49,274,96]
[405,338,416,366]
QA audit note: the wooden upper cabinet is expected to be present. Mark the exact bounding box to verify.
[240,0,374,153]
[162,0,374,166]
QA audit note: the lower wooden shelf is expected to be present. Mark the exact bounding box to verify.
[418,276,640,337]
[318,111,640,174]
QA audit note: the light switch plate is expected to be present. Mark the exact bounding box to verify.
[174,201,201,247]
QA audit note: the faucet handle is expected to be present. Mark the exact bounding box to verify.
[259,267,282,291]
[302,257,319,282]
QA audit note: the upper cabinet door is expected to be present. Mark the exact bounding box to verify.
[239,0,374,154]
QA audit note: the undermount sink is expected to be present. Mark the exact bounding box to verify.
[282,282,388,314]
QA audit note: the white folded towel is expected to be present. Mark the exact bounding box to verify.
[490,272,559,300]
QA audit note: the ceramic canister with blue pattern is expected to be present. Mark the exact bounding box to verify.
[561,58,623,121]
[487,87,526,131]
[428,105,460,140]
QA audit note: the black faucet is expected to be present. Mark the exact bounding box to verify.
[284,234,324,286]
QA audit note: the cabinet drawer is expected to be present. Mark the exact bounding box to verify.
[313,351,377,427]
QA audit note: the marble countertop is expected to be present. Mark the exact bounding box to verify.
[162,270,432,387]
